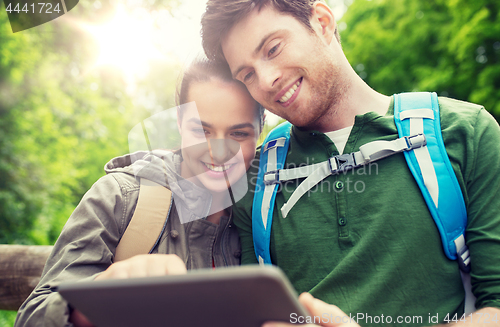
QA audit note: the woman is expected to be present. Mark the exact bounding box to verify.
[15,58,264,327]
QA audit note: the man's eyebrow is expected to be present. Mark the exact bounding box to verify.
[232,30,281,79]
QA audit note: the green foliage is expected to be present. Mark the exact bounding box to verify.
[340,0,500,121]
[0,310,17,327]
[0,13,44,244]
[0,0,179,245]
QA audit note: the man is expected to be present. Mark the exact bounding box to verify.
[201,1,500,326]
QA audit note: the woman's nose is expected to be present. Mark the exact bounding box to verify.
[208,138,239,164]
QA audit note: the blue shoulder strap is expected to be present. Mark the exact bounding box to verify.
[252,92,474,312]
[393,92,469,269]
[394,92,475,314]
[253,93,469,271]
[252,121,292,264]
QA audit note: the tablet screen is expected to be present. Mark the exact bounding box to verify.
[58,265,307,327]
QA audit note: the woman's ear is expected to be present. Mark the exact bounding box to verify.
[310,1,336,45]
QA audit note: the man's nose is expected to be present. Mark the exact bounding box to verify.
[258,63,281,92]
[208,139,239,164]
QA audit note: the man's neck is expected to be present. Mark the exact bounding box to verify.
[314,80,391,133]
[306,46,391,133]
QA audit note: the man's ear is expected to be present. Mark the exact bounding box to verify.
[260,111,267,133]
[177,107,183,134]
[310,1,336,45]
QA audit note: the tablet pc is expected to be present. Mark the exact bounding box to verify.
[57,265,307,327]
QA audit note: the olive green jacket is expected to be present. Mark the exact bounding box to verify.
[15,150,241,327]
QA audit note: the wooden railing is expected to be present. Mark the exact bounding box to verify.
[0,245,53,311]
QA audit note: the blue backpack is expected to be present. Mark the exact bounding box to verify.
[252,92,475,313]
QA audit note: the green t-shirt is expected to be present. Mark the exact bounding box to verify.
[233,97,500,326]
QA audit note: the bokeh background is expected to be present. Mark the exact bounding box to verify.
[1,0,499,324]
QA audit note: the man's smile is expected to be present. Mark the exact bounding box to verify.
[275,77,302,106]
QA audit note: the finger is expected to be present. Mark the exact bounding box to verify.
[144,255,183,277]
[262,322,314,327]
[96,254,187,280]
[122,254,187,277]
[298,292,316,311]
[96,257,143,280]
[128,254,159,278]
[95,264,130,280]
[260,294,318,327]
[147,257,170,277]
[161,254,187,275]
[262,322,318,327]
[70,309,95,327]
[297,293,358,327]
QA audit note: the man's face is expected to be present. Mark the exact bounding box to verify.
[221,5,343,130]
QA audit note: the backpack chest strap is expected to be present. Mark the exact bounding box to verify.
[264,134,426,218]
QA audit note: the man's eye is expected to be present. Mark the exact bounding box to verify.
[243,71,254,82]
[268,44,280,57]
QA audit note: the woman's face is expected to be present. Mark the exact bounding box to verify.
[178,79,261,193]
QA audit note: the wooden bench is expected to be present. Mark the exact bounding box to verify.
[0,245,53,311]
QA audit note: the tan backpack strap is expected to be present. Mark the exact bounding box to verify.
[114,178,172,262]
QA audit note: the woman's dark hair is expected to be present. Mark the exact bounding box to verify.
[176,57,265,128]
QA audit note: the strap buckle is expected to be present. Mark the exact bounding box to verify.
[457,245,471,273]
[263,170,280,185]
[328,153,356,175]
[405,134,426,150]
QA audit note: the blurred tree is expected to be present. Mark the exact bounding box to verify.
[0,0,179,246]
[0,13,44,245]
[340,0,500,121]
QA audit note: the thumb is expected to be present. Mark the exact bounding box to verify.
[298,293,357,327]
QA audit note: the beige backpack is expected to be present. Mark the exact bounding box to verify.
[114,179,172,262]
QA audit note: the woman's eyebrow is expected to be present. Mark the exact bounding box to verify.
[187,117,209,127]
[229,123,255,130]
[187,118,255,130]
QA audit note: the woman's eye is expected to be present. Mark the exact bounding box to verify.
[232,131,249,138]
[192,128,208,136]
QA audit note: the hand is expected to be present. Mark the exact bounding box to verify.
[262,293,361,327]
[95,254,187,280]
[70,308,95,327]
[70,254,187,327]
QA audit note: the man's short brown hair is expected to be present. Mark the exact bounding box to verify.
[201,0,317,63]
